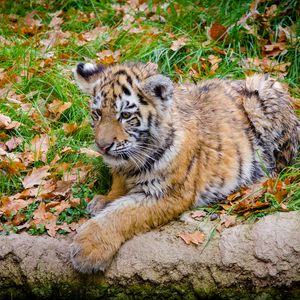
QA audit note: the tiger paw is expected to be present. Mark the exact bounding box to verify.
[70,218,122,273]
[86,195,108,216]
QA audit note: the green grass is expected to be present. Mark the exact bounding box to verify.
[0,0,299,234]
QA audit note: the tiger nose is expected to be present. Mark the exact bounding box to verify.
[96,141,113,153]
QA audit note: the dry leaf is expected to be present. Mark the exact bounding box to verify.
[5,137,23,151]
[62,165,91,183]
[63,123,79,135]
[80,26,107,42]
[170,36,188,51]
[96,49,121,64]
[0,113,21,130]
[27,134,50,162]
[22,166,50,189]
[208,23,227,41]
[69,198,81,207]
[47,99,71,120]
[220,214,237,228]
[79,147,100,157]
[178,231,205,245]
[208,54,222,74]
[48,16,63,29]
[0,160,26,176]
[190,210,207,219]
[53,180,73,197]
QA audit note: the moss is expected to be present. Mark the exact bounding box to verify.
[2,282,299,300]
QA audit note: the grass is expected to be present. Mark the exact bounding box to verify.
[0,0,299,234]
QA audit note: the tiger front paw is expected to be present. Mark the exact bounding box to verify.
[70,217,122,273]
[86,195,108,216]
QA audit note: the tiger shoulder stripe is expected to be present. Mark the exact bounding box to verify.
[70,62,300,273]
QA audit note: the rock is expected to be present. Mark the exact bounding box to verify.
[0,211,300,299]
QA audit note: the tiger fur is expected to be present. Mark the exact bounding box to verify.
[70,62,299,273]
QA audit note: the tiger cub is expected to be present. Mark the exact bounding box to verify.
[70,62,299,273]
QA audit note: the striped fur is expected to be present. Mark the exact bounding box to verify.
[71,62,299,273]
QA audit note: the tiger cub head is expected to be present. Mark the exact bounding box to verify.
[74,62,174,168]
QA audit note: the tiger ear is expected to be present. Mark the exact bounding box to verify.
[74,63,106,95]
[142,74,173,106]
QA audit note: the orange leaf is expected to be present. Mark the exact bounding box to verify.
[22,166,50,189]
[208,23,227,41]
[178,231,205,245]
[63,123,79,135]
[220,214,237,228]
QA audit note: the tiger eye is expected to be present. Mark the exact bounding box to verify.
[121,112,132,119]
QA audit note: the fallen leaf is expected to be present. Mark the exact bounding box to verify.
[5,137,23,151]
[190,210,207,219]
[48,16,63,29]
[96,49,121,64]
[220,214,237,228]
[178,231,205,245]
[0,196,31,216]
[63,123,79,135]
[69,198,81,207]
[208,23,227,41]
[262,42,287,57]
[26,134,50,162]
[52,201,71,215]
[170,36,188,51]
[0,160,26,176]
[62,165,91,183]
[79,26,107,42]
[79,147,100,157]
[53,180,73,197]
[208,54,222,74]
[46,99,71,120]
[22,166,50,189]
[0,113,21,130]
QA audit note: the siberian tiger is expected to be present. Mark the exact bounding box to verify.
[70,62,299,273]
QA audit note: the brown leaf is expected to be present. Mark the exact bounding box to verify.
[69,198,81,207]
[53,180,73,197]
[50,153,61,166]
[5,137,23,151]
[0,160,26,176]
[262,42,287,57]
[79,147,100,157]
[178,231,205,245]
[47,99,71,120]
[170,37,188,51]
[208,23,227,41]
[48,16,63,29]
[53,201,71,215]
[208,54,222,74]
[0,196,31,216]
[40,30,71,52]
[190,210,207,219]
[12,212,26,226]
[80,26,107,42]
[26,134,50,162]
[22,166,50,189]
[220,214,237,228]
[96,50,121,64]
[0,113,21,130]
[63,123,79,135]
[62,165,91,183]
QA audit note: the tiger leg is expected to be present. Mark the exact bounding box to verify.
[70,192,194,273]
[87,172,127,216]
